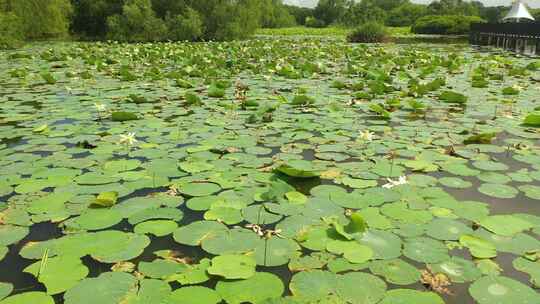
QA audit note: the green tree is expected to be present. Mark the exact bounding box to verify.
[0,12,23,48]
[8,0,72,39]
[151,0,187,19]
[375,0,408,11]
[314,0,347,26]
[386,2,427,26]
[107,0,167,42]
[71,0,124,38]
[341,0,386,27]
[260,0,296,28]
[427,0,479,16]
[284,5,314,25]
[166,7,204,41]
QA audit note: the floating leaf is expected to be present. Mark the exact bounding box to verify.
[111,112,138,122]
[369,259,420,285]
[207,254,256,279]
[64,272,137,304]
[0,292,54,304]
[93,191,118,207]
[469,276,540,304]
[216,272,284,304]
[379,289,445,304]
[24,256,89,295]
[479,215,534,236]
[459,234,497,259]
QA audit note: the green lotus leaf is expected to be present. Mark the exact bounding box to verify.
[359,230,402,260]
[289,270,338,301]
[179,182,221,197]
[166,258,211,285]
[439,90,467,104]
[204,206,243,225]
[429,257,482,283]
[0,283,13,301]
[93,191,118,207]
[64,272,137,304]
[275,160,321,178]
[326,240,373,264]
[379,289,445,304]
[217,272,284,304]
[128,207,183,225]
[523,111,540,127]
[66,209,123,231]
[173,220,228,246]
[369,259,420,285]
[335,272,387,304]
[459,234,497,259]
[254,237,300,267]
[0,292,54,304]
[0,225,28,246]
[478,183,518,199]
[124,279,171,304]
[512,257,540,287]
[469,276,540,304]
[164,286,221,304]
[24,256,88,295]
[403,237,449,263]
[464,133,496,145]
[111,111,138,122]
[425,218,473,241]
[134,220,178,237]
[207,254,256,279]
[475,259,503,276]
[201,228,260,255]
[138,259,187,279]
[479,215,534,236]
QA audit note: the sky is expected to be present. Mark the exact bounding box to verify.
[284,0,540,9]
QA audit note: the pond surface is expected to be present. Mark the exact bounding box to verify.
[0,39,539,304]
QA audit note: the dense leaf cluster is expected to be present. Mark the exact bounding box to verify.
[0,0,295,46]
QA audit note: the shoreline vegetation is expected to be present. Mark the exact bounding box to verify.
[2,0,539,48]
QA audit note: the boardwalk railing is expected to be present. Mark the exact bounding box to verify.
[470,22,540,55]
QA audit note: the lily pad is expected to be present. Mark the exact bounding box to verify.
[459,234,497,259]
[426,218,473,241]
[479,215,534,236]
[369,259,420,285]
[0,292,54,304]
[469,276,540,304]
[403,237,449,263]
[478,184,518,199]
[24,256,89,295]
[335,272,387,304]
[429,257,482,283]
[163,286,221,304]
[64,272,137,304]
[207,254,256,279]
[179,182,221,197]
[379,289,445,304]
[216,272,284,304]
[134,220,178,237]
[0,283,12,301]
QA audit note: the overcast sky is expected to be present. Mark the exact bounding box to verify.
[284,0,540,9]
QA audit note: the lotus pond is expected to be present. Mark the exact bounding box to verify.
[0,39,539,304]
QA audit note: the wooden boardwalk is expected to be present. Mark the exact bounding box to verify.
[470,22,540,55]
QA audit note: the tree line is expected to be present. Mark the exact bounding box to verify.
[291,0,539,35]
[291,0,539,28]
[0,0,295,47]
[1,0,539,48]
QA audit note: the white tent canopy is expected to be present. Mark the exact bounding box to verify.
[503,0,535,22]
